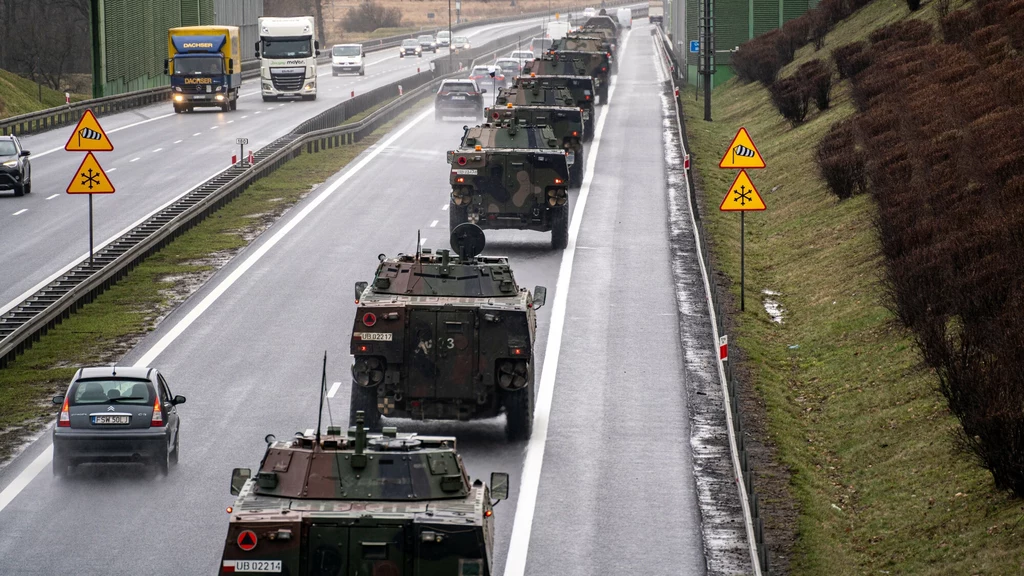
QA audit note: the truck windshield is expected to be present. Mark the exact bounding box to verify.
[333,45,360,57]
[174,56,222,75]
[261,38,312,58]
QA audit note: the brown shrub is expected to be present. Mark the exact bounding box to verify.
[832,40,871,78]
[941,9,983,44]
[816,119,865,199]
[732,37,782,85]
[770,76,811,124]
[797,59,833,110]
[869,19,934,49]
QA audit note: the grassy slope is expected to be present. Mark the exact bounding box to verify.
[0,69,87,120]
[0,98,430,462]
[685,0,1024,573]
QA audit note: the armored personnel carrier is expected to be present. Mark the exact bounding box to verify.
[446,123,571,248]
[552,34,616,74]
[350,225,547,440]
[220,412,511,575]
[510,71,597,138]
[524,55,608,105]
[545,50,612,102]
[485,97,586,186]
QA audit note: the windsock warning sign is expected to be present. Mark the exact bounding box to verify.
[64,109,114,152]
[718,127,765,169]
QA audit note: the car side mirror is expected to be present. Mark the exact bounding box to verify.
[354,281,368,302]
[163,59,170,75]
[254,41,260,57]
[315,49,320,57]
[315,40,320,50]
[20,150,30,157]
[228,58,234,74]
[52,395,64,405]
[172,395,186,405]
[230,468,252,495]
[490,472,509,501]
[481,88,487,94]
[532,286,547,309]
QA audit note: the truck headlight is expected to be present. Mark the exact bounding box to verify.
[215,94,224,101]
[305,83,314,90]
[173,94,184,102]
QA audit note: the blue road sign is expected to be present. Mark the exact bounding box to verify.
[690,40,700,53]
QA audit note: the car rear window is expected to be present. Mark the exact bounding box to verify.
[444,83,475,93]
[496,61,521,73]
[471,67,490,75]
[71,379,153,405]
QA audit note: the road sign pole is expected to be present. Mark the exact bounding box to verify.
[740,211,745,312]
[88,194,94,266]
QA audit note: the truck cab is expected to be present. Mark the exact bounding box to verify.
[166,26,242,113]
[255,16,320,101]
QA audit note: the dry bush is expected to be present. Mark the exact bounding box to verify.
[816,119,865,199]
[941,8,983,44]
[769,76,811,124]
[832,40,871,78]
[342,0,402,33]
[797,59,833,110]
[732,38,782,84]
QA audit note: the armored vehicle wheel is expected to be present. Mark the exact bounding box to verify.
[350,382,382,431]
[570,151,585,188]
[503,378,535,441]
[550,205,569,250]
[449,202,468,230]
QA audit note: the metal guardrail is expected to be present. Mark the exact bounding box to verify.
[655,27,767,575]
[0,28,537,369]
[0,2,638,137]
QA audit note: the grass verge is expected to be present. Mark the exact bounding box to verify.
[0,96,431,464]
[683,1,1024,574]
[0,69,88,120]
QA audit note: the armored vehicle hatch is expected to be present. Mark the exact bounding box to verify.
[350,226,547,440]
[220,413,511,575]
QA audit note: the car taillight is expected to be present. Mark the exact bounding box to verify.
[58,396,70,427]
[457,156,468,166]
[585,95,591,100]
[601,66,607,72]
[572,131,579,137]
[363,312,377,327]
[150,397,164,427]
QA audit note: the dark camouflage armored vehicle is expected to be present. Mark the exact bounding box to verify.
[446,123,571,248]
[350,226,547,440]
[513,69,596,137]
[552,34,616,74]
[524,54,608,106]
[220,413,511,575]
[484,98,586,186]
[544,50,613,102]
[582,15,621,40]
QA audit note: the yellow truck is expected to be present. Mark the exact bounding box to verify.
[165,26,242,113]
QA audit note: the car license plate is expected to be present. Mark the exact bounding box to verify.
[194,94,207,100]
[93,415,130,425]
[355,332,393,341]
[224,560,282,573]
[451,96,466,100]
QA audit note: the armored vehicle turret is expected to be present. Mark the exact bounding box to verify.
[485,98,586,185]
[220,413,511,574]
[350,225,547,440]
[447,123,571,248]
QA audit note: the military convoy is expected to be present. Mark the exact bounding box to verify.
[220,412,510,575]
[485,98,586,186]
[350,225,546,440]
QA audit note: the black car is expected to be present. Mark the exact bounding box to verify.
[417,34,438,53]
[0,135,32,197]
[399,38,422,58]
[435,79,486,121]
[52,366,186,476]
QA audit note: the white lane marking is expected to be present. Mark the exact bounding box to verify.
[193,132,202,136]
[429,220,438,228]
[328,381,342,398]
[210,126,219,130]
[504,27,632,576]
[107,168,117,172]
[152,148,163,153]
[129,157,140,162]
[419,237,427,246]
[12,209,27,216]
[266,107,275,111]
[134,107,433,368]
[254,111,261,115]
[0,109,433,508]
[441,203,449,211]
[0,446,52,515]
[227,120,234,124]
[174,139,183,144]
[241,116,248,119]
[30,113,176,159]
[45,194,58,200]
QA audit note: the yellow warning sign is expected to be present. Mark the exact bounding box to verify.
[64,109,114,152]
[720,170,765,211]
[718,127,765,169]
[67,153,115,194]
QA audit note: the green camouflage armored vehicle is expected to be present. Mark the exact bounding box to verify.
[582,15,621,42]
[220,413,511,575]
[484,99,585,186]
[512,69,596,137]
[524,54,609,105]
[446,123,571,247]
[552,34,616,74]
[350,225,547,440]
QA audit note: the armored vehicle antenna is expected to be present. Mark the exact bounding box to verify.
[315,351,327,446]
[450,223,486,260]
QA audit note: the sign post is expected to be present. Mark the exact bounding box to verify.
[65,110,115,266]
[236,137,248,166]
[718,127,767,312]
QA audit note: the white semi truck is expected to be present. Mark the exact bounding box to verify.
[255,16,320,101]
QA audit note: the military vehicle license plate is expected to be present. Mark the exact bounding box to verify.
[453,169,478,175]
[356,332,393,341]
[223,560,281,572]
[92,415,129,425]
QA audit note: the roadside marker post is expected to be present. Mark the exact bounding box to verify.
[236,137,248,167]
[719,127,767,311]
[64,110,114,266]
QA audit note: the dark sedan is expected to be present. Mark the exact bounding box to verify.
[0,135,32,196]
[435,79,486,121]
[52,366,185,476]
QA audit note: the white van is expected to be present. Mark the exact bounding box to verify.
[436,30,451,47]
[545,21,570,41]
[331,43,365,76]
[617,8,632,28]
